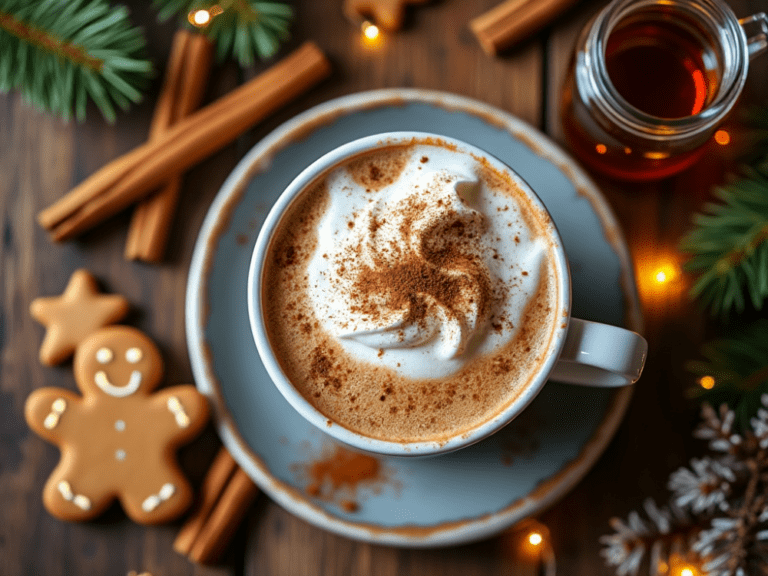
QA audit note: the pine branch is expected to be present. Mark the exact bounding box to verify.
[153,0,293,65]
[0,0,152,122]
[680,107,768,317]
[680,171,768,317]
[687,320,768,431]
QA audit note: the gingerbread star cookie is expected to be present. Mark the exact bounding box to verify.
[25,325,209,524]
[30,269,129,366]
[344,0,431,32]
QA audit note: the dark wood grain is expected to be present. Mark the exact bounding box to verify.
[1,0,763,574]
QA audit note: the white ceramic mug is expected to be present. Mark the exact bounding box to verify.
[248,132,647,457]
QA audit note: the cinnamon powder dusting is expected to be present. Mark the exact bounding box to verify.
[337,185,492,333]
[353,256,491,329]
[301,445,388,511]
[346,146,411,191]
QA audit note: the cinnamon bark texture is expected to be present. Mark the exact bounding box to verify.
[124,31,213,263]
[470,0,578,55]
[174,448,259,565]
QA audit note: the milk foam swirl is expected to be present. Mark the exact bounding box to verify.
[336,171,491,359]
[307,144,548,379]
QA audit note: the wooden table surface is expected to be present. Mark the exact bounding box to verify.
[2,1,767,574]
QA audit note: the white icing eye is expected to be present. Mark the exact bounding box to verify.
[96,348,113,364]
[125,347,143,363]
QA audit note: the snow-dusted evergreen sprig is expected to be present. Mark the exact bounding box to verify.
[602,398,768,576]
[669,457,736,513]
[695,403,743,454]
[750,396,768,448]
[599,499,697,576]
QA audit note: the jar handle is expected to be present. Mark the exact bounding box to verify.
[740,13,768,59]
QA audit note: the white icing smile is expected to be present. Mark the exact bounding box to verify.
[94,370,142,397]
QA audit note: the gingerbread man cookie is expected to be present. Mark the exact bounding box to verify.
[344,0,431,32]
[25,325,209,523]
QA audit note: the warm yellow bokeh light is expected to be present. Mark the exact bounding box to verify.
[714,129,730,145]
[192,9,210,26]
[528,532,543,546]
[699,375,715,390]
[363,22,380,40]
[636,252,685,306]
[596,143,607,154]
[653,262,679,285]
[188,5,222,27]
[669,564,700,576]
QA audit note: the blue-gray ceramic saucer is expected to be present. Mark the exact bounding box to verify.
[185,89,642,547]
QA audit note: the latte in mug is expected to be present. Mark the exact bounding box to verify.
[260,137,562,443]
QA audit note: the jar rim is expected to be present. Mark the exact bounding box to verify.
[587,0,749,140]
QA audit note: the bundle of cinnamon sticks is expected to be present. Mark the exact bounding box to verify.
[38,38,331,261]
[175,447,259,564]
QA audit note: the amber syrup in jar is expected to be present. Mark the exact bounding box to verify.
[562,4,724,181]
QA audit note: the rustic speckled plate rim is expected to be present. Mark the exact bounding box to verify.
[185,89,642,548]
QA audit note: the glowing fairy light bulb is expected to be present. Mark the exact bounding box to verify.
[188,5,222,27]
[364,22,380,40]
[653,262,679,285]
[363,24,379,40]
[528,532,543,546]
[699,375,715,390]
[191,9,210,26]
[714,129,730,145]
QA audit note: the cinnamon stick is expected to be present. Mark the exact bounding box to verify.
[188,468,259,563]
[174,448,238,556]
[152,30,192,138]
[37,143,151,231]
[174,448,259,565]
[39,42,331,241]
[125,32,213,262]
[470,0,578,55]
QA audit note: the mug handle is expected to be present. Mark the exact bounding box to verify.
[548,319,647,387]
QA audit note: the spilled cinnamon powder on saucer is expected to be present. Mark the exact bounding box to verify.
[295,444,394,512]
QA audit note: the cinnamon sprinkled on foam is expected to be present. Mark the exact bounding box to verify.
[262,142,560,442]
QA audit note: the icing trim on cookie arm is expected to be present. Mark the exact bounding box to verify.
[119,467,193,524]
[166,396,191,428]
[44,398,68,429]
[25,388,83,443]
[141,482,176,512]
[151,386,210,443]
[57,480,92,510]
[94,370,142,397]
[41,458,112,522]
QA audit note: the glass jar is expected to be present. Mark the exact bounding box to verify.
[561,0,768,182]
